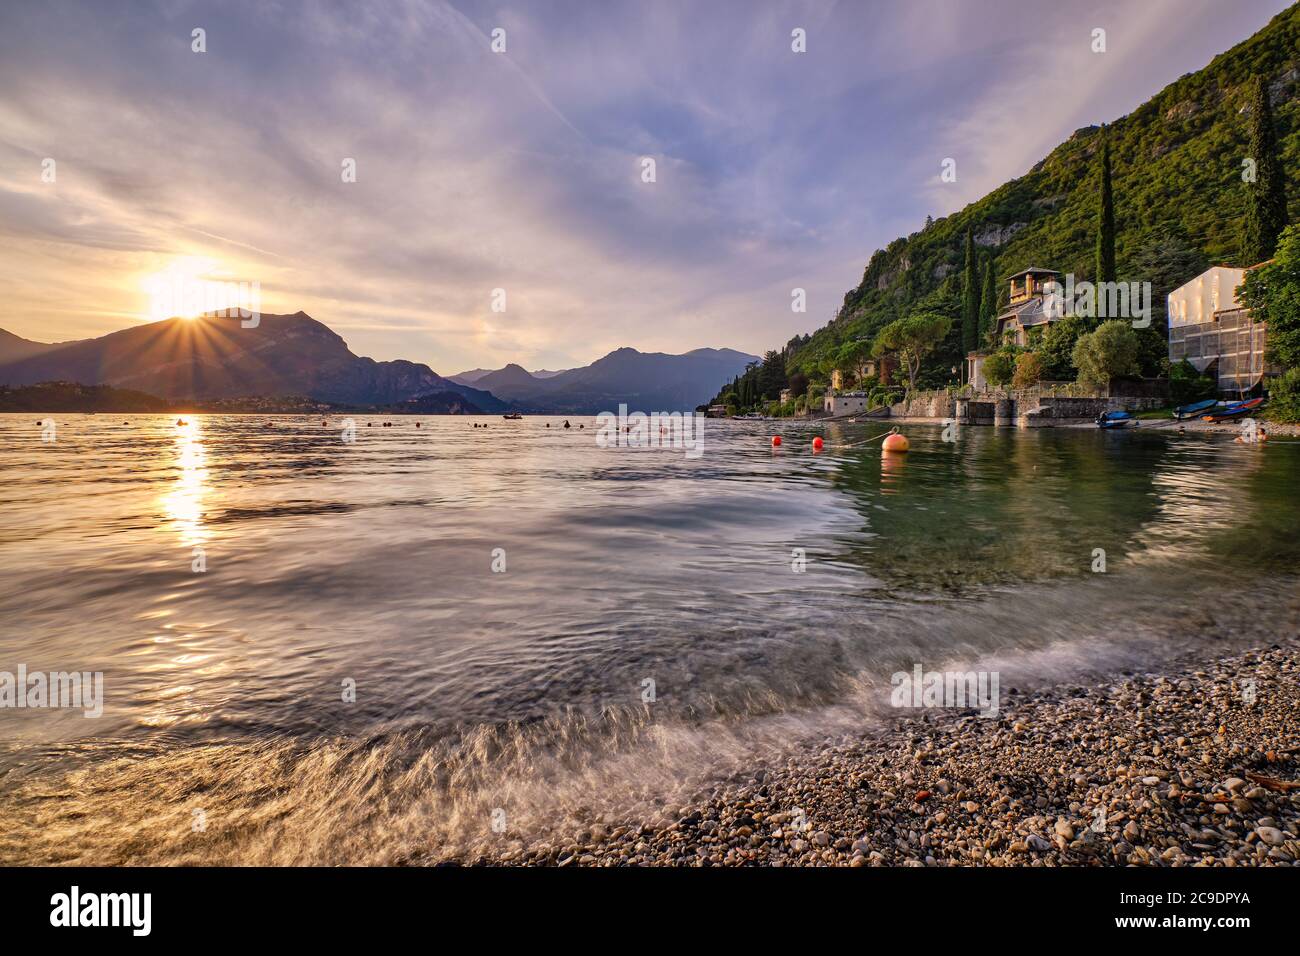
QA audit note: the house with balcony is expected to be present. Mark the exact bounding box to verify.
[966,267,1063,385]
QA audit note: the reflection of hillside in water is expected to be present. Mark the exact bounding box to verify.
[823,427,1184,592]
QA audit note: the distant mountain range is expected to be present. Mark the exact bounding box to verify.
[0,312,507,411]
[450,366,568,383]
[0,313,756,414]
[448,348,759,413]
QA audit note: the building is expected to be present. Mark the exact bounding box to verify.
[1167,266,1272,393]
[778,388,793,403]
[966,267,1063,385]
[995,268,1062,345]
[823,391,869,416]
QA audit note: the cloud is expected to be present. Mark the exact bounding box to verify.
[0,0,1291,371]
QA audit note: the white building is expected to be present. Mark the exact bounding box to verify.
[1167,266,1246,326]
[1167,266,1271,392]
[823,391,869,416]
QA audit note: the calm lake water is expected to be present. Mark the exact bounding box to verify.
[1,413,1297,863]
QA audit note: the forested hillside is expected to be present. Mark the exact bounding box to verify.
[714,4,1300,412]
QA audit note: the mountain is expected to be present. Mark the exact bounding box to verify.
[397,390,484,414]
[771,4,1300,389]
[447,368,494,385]
[0,312,510,411]
[464,347,759,413]
[0,328,71,364]
[450,365,568,385]
[472,363,545,394]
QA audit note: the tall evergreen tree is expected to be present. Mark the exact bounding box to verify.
[1241,75,1288,265]
[979,258,998,345]
[1095,132,1116,285]
[962,229,979,359]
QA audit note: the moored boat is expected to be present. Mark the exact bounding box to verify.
[502,412,523,420]
[1096,410,1135,429]
[1202,397,1265,422]
[1173,399,1217,420]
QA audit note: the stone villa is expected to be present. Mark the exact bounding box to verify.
[966,267,1063,387]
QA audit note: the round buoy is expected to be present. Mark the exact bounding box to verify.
[771,436,782,447]
[882,432,910,453]
[812,436,824,451]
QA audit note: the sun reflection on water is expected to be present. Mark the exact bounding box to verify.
[161,417,210,546]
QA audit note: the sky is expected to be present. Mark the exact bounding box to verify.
[0,0,1292,374]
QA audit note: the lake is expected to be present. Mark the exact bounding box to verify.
[1,413,1296,863]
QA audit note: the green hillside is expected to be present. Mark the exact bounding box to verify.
[717,4,1300,411]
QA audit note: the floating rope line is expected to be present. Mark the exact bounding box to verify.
[826,426,899,449]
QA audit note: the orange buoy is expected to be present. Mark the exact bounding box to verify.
[812,436,824,451]
[771,435,782,447]
[882,432,910,453]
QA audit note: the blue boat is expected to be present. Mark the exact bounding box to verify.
[1173,399,1217,420]
[1096,410,1134,429]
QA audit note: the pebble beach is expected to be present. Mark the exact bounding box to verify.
[473,645,1300,867]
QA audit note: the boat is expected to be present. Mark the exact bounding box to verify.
[1172,399,1217,420]
[502,412,523,420]
[1096,410,1135,429]
[1202,397,1265,422]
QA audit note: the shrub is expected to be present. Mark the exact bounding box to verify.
[1072,320,1141,390]
[1267,368,1300,423]
[1012,352,1045,389]
[1168,359,1217,405]
[982,348,1017,387]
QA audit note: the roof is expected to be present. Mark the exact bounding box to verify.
[1007,267,1061,279]
[997,296,1051,324]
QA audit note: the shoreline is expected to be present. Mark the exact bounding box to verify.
[471,644,1300,866]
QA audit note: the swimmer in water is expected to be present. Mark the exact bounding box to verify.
[563,420,571,429]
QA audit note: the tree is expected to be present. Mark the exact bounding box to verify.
[1240,223,1300,370]
[1072,319,1141,390]
[962,229,979,359]
[1037,315,1088,381]
[834,339,871,384]
[1241,76,1288,265]
[1266,367,1300,423]
[1095,132,1116,285]
[758,350,786,400]
[1012,351,1045,389]
[979,258,999,346]
[1128,223,1208,376]
[872,312,953,394]
[1168,359,1217,406]
[982,348,1017,387]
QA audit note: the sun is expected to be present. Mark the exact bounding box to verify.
[141,256,223,321]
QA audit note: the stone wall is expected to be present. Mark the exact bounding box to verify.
[892,388,1167,427]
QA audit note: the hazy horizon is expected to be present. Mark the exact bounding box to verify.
[0,0,1291,375]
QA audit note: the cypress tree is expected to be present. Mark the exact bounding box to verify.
[1242,75,1288,264]
[1095,132,1116,286]
[979,258,998,345]
[962,229,979,358]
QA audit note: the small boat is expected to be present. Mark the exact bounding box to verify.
[502,412,523,420]
[1173,399,1217,420]
[1202,397,1265,422]
[1096,410,1135,429]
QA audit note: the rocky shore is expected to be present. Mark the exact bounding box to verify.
[481,646,1300,866]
